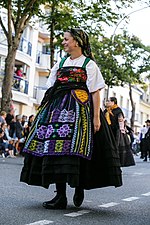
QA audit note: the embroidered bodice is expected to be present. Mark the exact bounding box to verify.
[56,67,87,83]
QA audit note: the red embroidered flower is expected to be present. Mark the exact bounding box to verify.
[58,77,68,81]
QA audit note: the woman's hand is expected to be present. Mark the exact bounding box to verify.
[91,90,101,133]
[93,117,101,133]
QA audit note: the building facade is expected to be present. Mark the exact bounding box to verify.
[0,8,51,117]
[0,7,150,131]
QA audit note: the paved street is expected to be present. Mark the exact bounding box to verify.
[0,155,150,225]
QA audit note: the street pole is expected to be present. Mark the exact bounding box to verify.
[111,5,150,43]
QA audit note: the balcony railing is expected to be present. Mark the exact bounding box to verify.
[36,51,50,70]
[12,75,29,94]
[18,37,32,56]
[0,73,29,94]
[0,29,32,56]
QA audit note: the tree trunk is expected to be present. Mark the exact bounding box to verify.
[129,83,135,130]
[50,22,55,68]
[1,47,17,112]
[50,3,55,68]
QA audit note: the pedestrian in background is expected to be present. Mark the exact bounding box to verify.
[124,120,135,154]
[14,115,24,152]
[0,111,7,124]
[0,128,7,158]
[143,120,150,161]
[104,97,123,139]
[20,28,122,210]
[104,97,135,167]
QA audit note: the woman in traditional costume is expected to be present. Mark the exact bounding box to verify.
[20,28,122,209]
[104,97,135,167]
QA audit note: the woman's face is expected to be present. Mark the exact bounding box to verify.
[107,99,114,107]
[30,116,34,122]
[62,32,78,54]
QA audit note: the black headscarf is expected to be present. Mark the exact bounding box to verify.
[67,28,94,60]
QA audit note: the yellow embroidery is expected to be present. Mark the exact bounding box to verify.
[55,140,63,152]
[79,106,88,154]
[71,89,89,105]
[74,89,88,103]
[29,140,38,151]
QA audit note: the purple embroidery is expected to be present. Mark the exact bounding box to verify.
[63,140,71,153]
[60,94,68,109]
[48,140,56,152]
[68,110,75,122]
[37,125,47,139]
[52,109,60,122]
[45,125,54,138]
[58,124,71,137]
[58,109,75,122]
[36,142,44,152]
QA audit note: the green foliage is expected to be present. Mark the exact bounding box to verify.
[40,0,143,57]
[0,0,45,17]
[40,0,79,49]
[0,0,47,39]
[91,32,150,87]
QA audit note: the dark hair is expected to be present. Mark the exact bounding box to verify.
[29,114,34,119]
[1,122,6,128]
[110,97,117,104]
[0,128,4,134]
[66,28,94,60]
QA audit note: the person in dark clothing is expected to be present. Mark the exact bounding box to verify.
[14,115,24,152]
[143,120,150,161]
[20,28,122,210]
[104,97,123,139]
[5,109,15,125]
[139,125,147,158]
[21,115,27,127]
[104,97,135,167]
[0,128,6,157]
[24,114,35,138]
[124,120,135,154]
[6,109,16,138]
[1,122,16,157]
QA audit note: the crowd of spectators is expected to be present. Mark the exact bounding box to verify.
[126,119,150,161]
[0,109,34,158]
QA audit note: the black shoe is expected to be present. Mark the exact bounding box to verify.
[143,159,147,161]
[43,195,67,209]
[43,195,59,207]
[73,188,84,207]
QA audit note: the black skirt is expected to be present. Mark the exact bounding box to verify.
[20,110,122,189]
[116,131,135,167]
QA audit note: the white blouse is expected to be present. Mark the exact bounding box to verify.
[46,54,105,93]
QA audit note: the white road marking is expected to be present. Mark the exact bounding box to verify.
[142,192,150,196]
[85,200,93,203]
[122,197,140,201]
[64,210,91,217]
[98,202,119,208]
[25,220,54,225]
[132,172,143,176]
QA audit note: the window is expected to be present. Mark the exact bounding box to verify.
[42,44,50,54]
